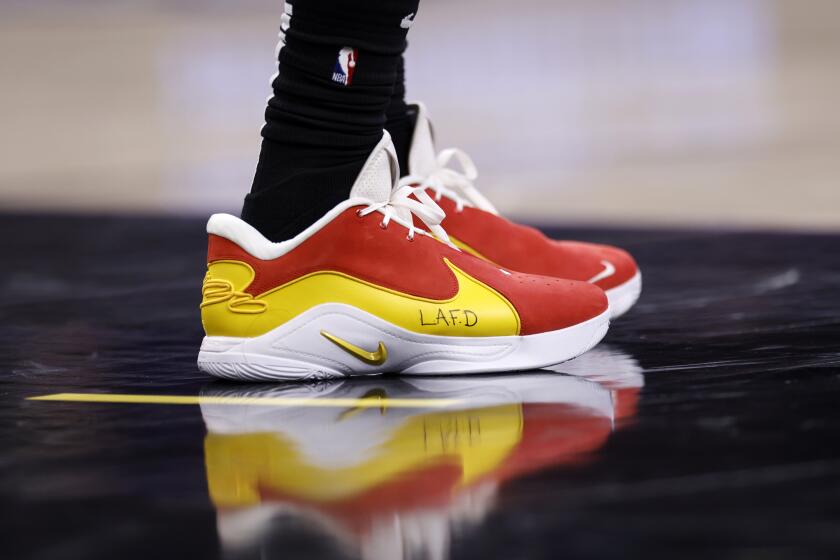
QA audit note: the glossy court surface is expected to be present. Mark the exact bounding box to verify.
[2,214,839,560]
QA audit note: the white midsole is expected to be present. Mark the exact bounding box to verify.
[605,272,642,319]
[197,303,610,381]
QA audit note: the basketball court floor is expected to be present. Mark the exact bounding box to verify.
[2,0,840,558]
[3,215,839,559]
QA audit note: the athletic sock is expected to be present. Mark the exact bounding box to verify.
[243,0,419,242]
[384,54,416,176]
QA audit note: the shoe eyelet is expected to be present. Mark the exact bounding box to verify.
[406,235,415,242]
[379,222,388,229]
[355,209,363,217]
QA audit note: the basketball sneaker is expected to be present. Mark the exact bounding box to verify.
[197,132,610,380]
[404,103,642,318]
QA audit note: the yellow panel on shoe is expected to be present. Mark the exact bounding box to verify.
[200,258,521,339]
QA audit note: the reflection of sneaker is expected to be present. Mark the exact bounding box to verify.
[547,344,644,422]
[197,133,609,381]
[404,103,641,318]
[199,372,624,560]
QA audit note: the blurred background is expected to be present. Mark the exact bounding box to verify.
[1,0,838,230]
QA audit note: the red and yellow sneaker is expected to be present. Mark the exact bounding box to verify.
[197,133,609,380]
[405,103,642,318]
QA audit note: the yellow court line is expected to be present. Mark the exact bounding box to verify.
[27,393,461,409]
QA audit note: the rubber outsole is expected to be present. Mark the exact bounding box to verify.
[197,304,610,381]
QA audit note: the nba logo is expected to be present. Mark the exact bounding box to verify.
[332,47,357,86]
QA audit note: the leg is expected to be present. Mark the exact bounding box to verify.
[384,53,415,175]
[243,0,419,241]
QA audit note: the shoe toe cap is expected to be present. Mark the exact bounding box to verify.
[556,241,638,290]
[509,274,609,335]
[590,244,639,290]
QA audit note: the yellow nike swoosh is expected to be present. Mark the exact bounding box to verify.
[321,331,388,366]
[201,258,520,338]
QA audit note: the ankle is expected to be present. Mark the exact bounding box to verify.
[243,152,367,242]
[385,105,417,176]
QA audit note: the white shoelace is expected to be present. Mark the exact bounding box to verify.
[417,148,498,214]
[357,182,453,245]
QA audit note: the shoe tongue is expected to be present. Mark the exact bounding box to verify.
[406,102,501,216]
[349,132,400,204]
[407,102,439,177]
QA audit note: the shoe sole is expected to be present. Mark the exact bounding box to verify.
[605,272,642,319]
[197,303,610,381]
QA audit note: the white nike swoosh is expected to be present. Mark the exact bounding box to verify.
[588,260,616,284]
[400,13,415,29]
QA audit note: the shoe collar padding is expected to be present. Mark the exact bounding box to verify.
[207,132,401,260]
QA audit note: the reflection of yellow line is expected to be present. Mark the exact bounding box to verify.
[27,393,460,408]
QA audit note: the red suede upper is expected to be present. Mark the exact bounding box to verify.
[207,206,607,335]
[433,197,638,291]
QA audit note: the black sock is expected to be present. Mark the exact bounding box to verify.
[243,0,419,242]
[384,54,417,176]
